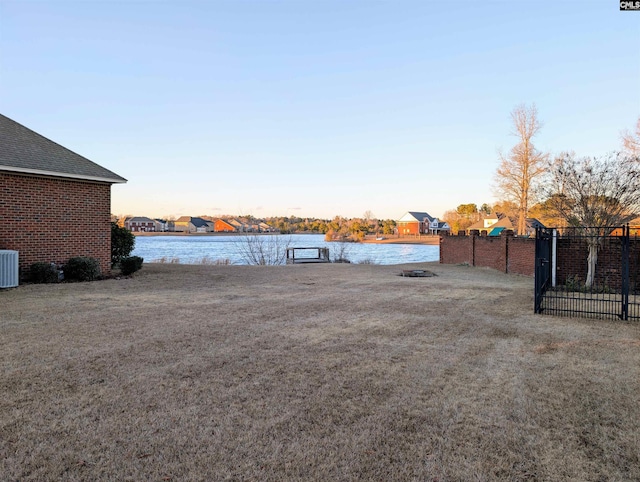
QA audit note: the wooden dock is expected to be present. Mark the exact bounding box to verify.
[286,247,330,264]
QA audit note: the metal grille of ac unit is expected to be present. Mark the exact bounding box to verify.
[0,250,19,288]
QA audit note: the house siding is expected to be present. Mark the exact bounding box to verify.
[0,172,112,277]
[214,219,236,232]
[397,221,423,235]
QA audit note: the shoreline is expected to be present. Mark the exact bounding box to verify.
[360,235,440,245]
[133,231,441,245]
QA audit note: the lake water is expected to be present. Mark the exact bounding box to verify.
[132,234,439,265]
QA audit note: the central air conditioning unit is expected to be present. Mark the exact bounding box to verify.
[0,250,19,288]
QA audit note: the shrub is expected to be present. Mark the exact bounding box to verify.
[29,262,60,284]
[64,257,101,282]
[357,258,376,265]
[120,256,144,276]
[234,234,291,265]
[111,222,135,266]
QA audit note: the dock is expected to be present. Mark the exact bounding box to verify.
[286,247,330,264]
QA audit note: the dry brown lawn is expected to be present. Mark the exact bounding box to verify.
[1,262,639,481]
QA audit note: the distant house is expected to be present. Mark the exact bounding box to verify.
[125,216,157,232]
[0,113,126,277]
[154,219,168,232]
[214,219,236,232]
[397,211,450,235]
[467,216,504,234]
[229,219,248,232]
[174,216,212,233]
[173,216,192,232]
[430,219,451,235]
[258,222,272,232]
[467,216,544,236]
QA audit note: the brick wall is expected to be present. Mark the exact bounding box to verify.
[507,237,536,276]
[438,234,474,265]
[441,231,638,283]
[554,237,640,292]
[474,236,508,273]
[0,172,112,278]
[440,232,535,276]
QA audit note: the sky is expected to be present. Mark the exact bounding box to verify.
[1,1,639,220]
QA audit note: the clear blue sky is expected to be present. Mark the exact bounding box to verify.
[1,0,638,220]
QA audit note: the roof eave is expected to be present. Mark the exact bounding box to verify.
[0,165,127,184]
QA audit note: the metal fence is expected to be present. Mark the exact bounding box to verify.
[534,225,639,321]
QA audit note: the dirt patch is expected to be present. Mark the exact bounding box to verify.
[1,262,639,480]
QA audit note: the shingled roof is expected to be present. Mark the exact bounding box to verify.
[0,113,126,183]
[399,211,435,223]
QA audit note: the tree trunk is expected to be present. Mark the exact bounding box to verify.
[585,240,599,289]
[518,210,526,236]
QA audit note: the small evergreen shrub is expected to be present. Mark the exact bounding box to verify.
[29,262,59,284]
[120,256,144,276]
[111,222,136,266]
[64,257,101,282]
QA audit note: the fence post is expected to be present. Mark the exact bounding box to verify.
[622,224,630,321]
[503,229,514,273]
[472,232,476,267]
[552,229,557,288]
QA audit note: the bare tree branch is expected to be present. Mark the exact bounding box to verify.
[621,117,640,157]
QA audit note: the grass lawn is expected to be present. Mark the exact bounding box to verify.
[1,262,639,481]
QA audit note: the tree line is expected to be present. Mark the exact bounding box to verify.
[263,214,397,239]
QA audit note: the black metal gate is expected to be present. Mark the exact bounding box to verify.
[534,227,552,314]
[534,225,637,321]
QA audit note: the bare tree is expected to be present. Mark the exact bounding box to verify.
[363,210,376,234]
[621,117,640,157]
[495,104,548,235]
[548,152,640,288]
[331,240,352,263]
[234,233,292,265]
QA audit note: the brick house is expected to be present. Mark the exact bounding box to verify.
[397,211,450,235]
[125,216,157,232]
[0,114,126,277]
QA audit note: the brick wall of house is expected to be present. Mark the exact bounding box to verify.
[397,222,421,235]
[440,232,536,276]
[128,222,155,232]
[0,173,112,278]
